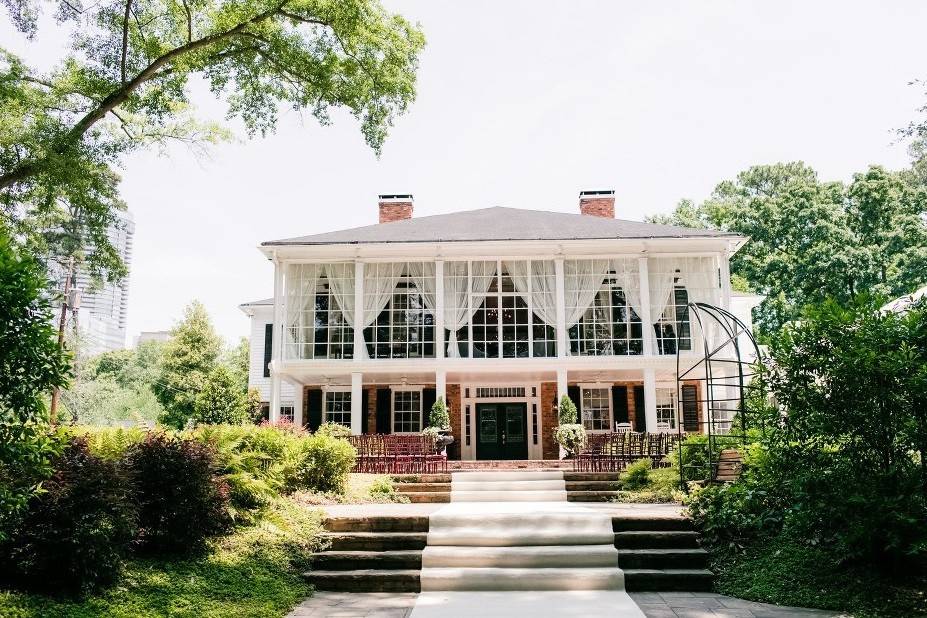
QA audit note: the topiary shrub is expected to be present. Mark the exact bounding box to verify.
[125,432,231,554]
[0,437,136,595]
[553,423,586,457]
[622,457,652,490]
[558,395,577,426]
[428,397,450,430]
[315,422,352,439]
[296,434,357,493]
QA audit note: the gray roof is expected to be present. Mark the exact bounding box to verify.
[240,297,273,307]
[262,207,731,246]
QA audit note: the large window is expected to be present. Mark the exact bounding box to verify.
[655,285,691,355]
[324,390,352,427]
[570,278,644,356]
[656,388,677,430]
[392,389,423,433]
[581,387,612,432]
[364,263,435,359]
[284,264,354,360]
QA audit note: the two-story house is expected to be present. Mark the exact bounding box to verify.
[241,191,757,461]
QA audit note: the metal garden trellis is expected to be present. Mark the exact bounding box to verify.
[675,302,765,488]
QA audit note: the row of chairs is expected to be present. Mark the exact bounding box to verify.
[574,431,683,472]
[347,434,448,474]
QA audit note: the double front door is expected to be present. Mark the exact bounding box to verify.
[475,403,528,460]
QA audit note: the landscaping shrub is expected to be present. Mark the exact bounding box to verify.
[428,397,450,430]
[557,395,577,426]
[70,425,148,461]
[125,433,230,554]
[315,421,352,439]
[0,437,136,595]
[296,433,356,493]
[553,423,586,457]
[621,457,651,490]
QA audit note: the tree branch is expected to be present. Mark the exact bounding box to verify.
[180,0,193,43]
[277,10,326,26]
[121,0,133,84]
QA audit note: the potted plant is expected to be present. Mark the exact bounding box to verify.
[424,397,454,454]
[554,395,586,458]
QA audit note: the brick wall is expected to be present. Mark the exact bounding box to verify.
[446,384,461,460]
[541,382,558,459]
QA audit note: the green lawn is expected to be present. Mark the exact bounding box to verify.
[0,499,323,618]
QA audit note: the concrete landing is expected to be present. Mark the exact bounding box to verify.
[410,590,646,617]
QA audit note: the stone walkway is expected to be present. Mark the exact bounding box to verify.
[287,592,845,617]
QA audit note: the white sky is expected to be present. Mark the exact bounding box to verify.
[3,1,927,345]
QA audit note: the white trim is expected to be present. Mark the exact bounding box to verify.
[459,382,543,460]
[322,385,353,429]
[390,386,425,434]
[578,383,613,433]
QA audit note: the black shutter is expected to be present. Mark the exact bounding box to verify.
[422,388,437,429]
[682,385,699,432]
[633,385,646,432]
[567,385,581,424]
[361,389,370,434]
[262,323,273,378]
[306,389,323,431]
[376,388,392,434]
[612,385,629,424]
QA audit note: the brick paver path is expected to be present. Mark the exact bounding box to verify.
[286,591,845,617]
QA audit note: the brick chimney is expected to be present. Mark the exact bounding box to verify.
[579,190,615,218]
[378,194,414,223]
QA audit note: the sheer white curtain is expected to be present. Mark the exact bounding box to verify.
[564,259,610,327]
[503,260,558,327]
[285,263,321,359]
[648,257,679,352]
[442,261,495,357]
[680,256,722,353]
[407,262,436,312]
[611,258,643,325]
[361,263,404,357]
[323,262,357,353]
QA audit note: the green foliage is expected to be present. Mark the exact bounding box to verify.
[0,497,324,617]
[193,364,250,425]
[0,1,426,283]
[69,425,148,461]
[154,301,222,428]
[611,466,684,503]
[648,162,927,335]
[296,433,356,493]
[557,395,577,426]
[0,231,71,539]
[125,433,231,555]
[552,423,586,456]
[429,397,450,430]
[621,457,651,490]
[367,475,396,497]
[0,437,136,595]
[315,421,352,439]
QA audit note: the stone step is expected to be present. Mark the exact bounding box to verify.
[402,492,451,503]
[323,516,430,533]
[310,550,422,571]
[614,530,701,549]
[395,483,451,493]
[422,544,619,569]
[452,479,567,491]
[612,516,692,532]
[562,472,622,481]
[449,470,565,481]
[622,568,714,592]
[306,569,420,593]
[392,474,452,484]
[420,567,624,591]
[450,489,568,502]
[564,481,622,491]
[617,548,709,570]
[321,531,428,551]
[567,490,621,502]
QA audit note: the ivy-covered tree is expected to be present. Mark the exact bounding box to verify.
[154,301,221,428]
[0,0,426,281]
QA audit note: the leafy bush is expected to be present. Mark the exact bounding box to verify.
[193,364,250,425]
[0,438,136,594]
[558,395,577,426]
[368,475,396,497]
[315,422,352,439]
[429,397,450,430]
[553,423,586,456]
[125,433,230,554]
[622,458,651,490]
[295,433,356,493]
[69,425,148,461]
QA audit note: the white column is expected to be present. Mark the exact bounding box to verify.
[292,382,304,427]
[643,367,658,431]
[555,258,567,358]
[556,367,568,407]
[436,369,447,407]
[350,372,363,435]
[435,260,445,359]
[353,261,365,360]
[719,250,732,310]
[269,258,284,423]
[638,256,654,356]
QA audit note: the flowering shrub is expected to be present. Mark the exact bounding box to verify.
[553,423,586,457]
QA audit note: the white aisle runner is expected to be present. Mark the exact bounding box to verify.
[409,471,646,618]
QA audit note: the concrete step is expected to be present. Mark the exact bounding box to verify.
[451,489,568,502]
[614,530,701,549]
[403,492,451,503]
[392,474,451,483]
[420,567,624,591]
[567,490,621,502]
[618,548,709,570]
[612,516,692,532]
[452,479,566,491]
[395,483,451,493]
[323,516,429,533]
[450,471,564,481]
[321,531,428,551]
[623,568,714,592]
[564,481,622,491]
[422,544,619,568]
[306,569,420,592]
[562,472,622,482]
[311,550,422,571]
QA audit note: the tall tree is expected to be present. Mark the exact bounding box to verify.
[153,300,221,428]
[1,0,425,281]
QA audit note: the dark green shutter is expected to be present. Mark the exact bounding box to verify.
[361,389,370,434]
[567,385,581,424]
[633,385,646,432]
[306,389,323,431]
[263,323,273,378]
[376,388,391,433]
[682,385,699,432]
[612,385,629,424]
[422,388,437,429]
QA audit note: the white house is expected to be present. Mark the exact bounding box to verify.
[241,191,759,461]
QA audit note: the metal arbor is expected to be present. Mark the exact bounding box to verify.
[675,302,764,487]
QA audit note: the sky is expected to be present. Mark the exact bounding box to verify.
[3,1,927,345]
